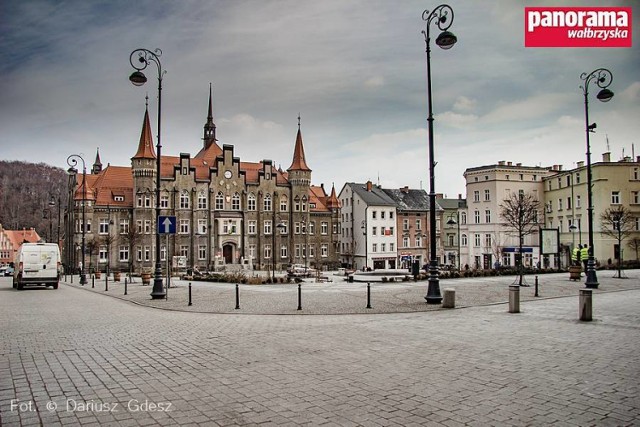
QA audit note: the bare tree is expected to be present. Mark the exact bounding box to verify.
[499,192,541,286]
[600,206,635,278]
[85,238,98,274]
[124,225,142,280]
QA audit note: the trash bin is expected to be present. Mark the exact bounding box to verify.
[348,275,354,283]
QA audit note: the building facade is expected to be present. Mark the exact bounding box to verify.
[66,90,341,274]
[463,161,557,270]
[543,153,640,266]
[0,225,41,266]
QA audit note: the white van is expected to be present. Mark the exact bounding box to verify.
[13,243,61,290]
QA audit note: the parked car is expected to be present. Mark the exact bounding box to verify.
[287,264,316,278]
[2,266,13,277]
[13,243,61,290]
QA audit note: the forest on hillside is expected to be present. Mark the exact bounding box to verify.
[0,161,69,241]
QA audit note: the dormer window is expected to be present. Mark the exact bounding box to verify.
[114,196,124,202]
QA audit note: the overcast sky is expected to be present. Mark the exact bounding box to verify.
[1,0,638,198]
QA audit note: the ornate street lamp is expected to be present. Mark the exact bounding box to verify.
[275,220,286,281]
[580,68,614,289]
[67,154,87,285]
[129,48,167,299]
[422,4,457,304]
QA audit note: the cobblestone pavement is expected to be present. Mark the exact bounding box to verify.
[63,269,639,314]
[1,275,639,426]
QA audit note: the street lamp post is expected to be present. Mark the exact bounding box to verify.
[446,212,460,271]
[275,221,286,281]
[361,219,367,271]
[422,4,457,304]
[129,48,167,299]
[67,154,87,285]
[580,68,614,289]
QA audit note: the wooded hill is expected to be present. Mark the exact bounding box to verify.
[0,160,68,241]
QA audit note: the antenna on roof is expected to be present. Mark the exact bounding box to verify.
[606,134,610,152]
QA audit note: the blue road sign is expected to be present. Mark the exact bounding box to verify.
[158,216,176,234]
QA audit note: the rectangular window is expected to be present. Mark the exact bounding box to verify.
[389,227,394,236]
[372,243,377,253]
[381,243,386,252]
[381,211,385,219]
[484,189,490,201]
[99,219,109,235]
[403,219,410,230]
[248,245,256,260]
[264,220,272,235]
[611,191,621,204]
[415,236,422,247]
[119,246,129,262]
[415,219,421,230]
[120,219,129,235]
[144,246,151,261]
[576,195,582,208]
[160,245,166,262]
[474,234,481,247]
[381,226,386,236]
[372,227,377,236]
[179,219,190,234]
[484,234,492,247]
[390,243,394,252]
[295,244,301,258]
[321,244,328,258]
[321,222,328,235]
[485,210,491,223]
[99,246,107,262]
[248,220,257,235]
[632,191,640,204]
[144,220,151,234]
[197,219,207,234]
[557,199,563,211]
[180,245,188,257]
[390,211,394,219]
[309,245,315,259]
[567,197,572,210]
[137,220,143,233]
[403,237,409,247]
[161,195,170,208]
[136,246,142,262]
[198,245,206,260]
[474,210,480,224]
[473,191,480,202]
[372,211,377,219]
[264,244,271,259]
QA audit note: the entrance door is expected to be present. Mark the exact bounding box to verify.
[223,244,234,264]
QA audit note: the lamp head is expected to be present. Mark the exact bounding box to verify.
[596,88,614,102]
[129,71,147,86]
[67,166,78,175]
[446,218,457,225]
[436,31,457,49]
[588,123,597,132]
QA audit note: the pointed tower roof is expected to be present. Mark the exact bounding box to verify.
[326,182,341,209]
[132,106,156,159]
[287,115,311,172]
[92,147,103,174]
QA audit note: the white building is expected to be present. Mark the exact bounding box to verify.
[338,182,398,270]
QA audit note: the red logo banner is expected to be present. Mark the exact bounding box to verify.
[525,7,632,47]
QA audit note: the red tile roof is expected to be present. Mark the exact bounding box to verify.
[132,108,156,159]
[288,129,311,172]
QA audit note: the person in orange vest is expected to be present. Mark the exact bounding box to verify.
[581,245,589,271]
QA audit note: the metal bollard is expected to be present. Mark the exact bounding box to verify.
[124,278,128,295]
[188,282,192,306]
[105,276,108,292]
[235,284,240,310]
[509,285,520,313]
[71,274,73,284]
[297,283,302,311]
[579,289,592,321]
[91,276,94,289]
[366,282,372,309]
[534,275,539,297]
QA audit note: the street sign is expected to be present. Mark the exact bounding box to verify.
[158,215,176,234]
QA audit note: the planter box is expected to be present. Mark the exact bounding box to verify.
[569,265,582,281]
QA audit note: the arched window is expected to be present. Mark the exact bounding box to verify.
[461,212,467,225]
[197,192,207,209]
[232,193,241,210]
[247,193,256,211]
[179,192,190,209]
[461,234,468,246]
[301,196,307,212]
[280,195,288,212]
[294,196,300,212]
[215,192,224,210]
[264,193,272,211]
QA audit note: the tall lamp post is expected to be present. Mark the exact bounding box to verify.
[129,48,167,299]
[275,221,286,281]
[580,68,614,289]
[361,219,367,271]
[67,154,87,285]
[446,212,460,271]
[422,4,457,304]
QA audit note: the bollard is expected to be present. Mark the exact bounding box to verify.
[366,282,372,309]
[124,278,128,295]
[71,274,73,284]
[188,282,192,306]
[235,284,240,310]
[534,275,539,297]
[579,289,592,321]
[297,283,302,311]
[442,288,455,309]
[91,276,94,289]
[509,285,520,313]
[105,276,108,292]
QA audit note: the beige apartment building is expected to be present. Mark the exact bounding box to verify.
[463,162,558,270]
[543,153,640,266]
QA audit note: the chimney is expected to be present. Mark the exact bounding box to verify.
[516,163,522,167]
[577,161,584,168]
[458,193,462,199]
[558,165,563,171]
[507,161,512,166]
[400,186,409,194]
[436,193,443,199]
[366,181,373,192]
[636,156,640,163]
[498,160,505,166]
[602,152,611,162]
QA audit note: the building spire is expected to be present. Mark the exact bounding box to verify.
[287,114,311,172]
[203,83,217,149]
[132,104,156,159]
[92,147,103,174]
